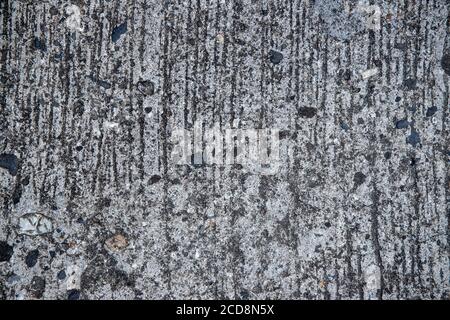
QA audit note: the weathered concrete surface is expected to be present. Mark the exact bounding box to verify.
[0,0,449,300]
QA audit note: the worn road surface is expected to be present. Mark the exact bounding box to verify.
[0,0,449,300]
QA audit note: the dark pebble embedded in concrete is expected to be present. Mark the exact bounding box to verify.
[340,122,349,131]
[49,6,58,16]
[426,106,437,117]
[25,249,39,268]
[57,270,66,280]
[298,107,317,118]
[353,172,366,187]
[137,80,155,96]
[33,37,47,52]
[112,21,127,43]
[67,289,81,300]
[406,130,421,147]
[240,289,250,300]
[441,53,450,75]
[150,174,161,184]
[30,276,45,299]
[395,119,409,129]
[12,183,22,204]
[403,78,417,90]
[268,49,283,64]
[0,153,18,176]
[0,241,13,262]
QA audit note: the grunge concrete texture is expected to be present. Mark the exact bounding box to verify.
[0,0,449,300]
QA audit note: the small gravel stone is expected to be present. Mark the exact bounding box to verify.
[105,234,129,251]
[57,270,66,280]
[137,80,155,96]
[268,49,283,64]
[149,174,161,184]
[18,213,53,236]
[0,153,18,176]
[395,119,409,129]
[353,172,366,187]
[67,289,80,300]
[111,21,127,43]
[426,106,437,117]
[30,276,45,299]
[25,249,39,268]
[406,130,421,147]
[298,107,317,118]
[403,78,417,90]
[441,53,450,75]
[0,241,13,262]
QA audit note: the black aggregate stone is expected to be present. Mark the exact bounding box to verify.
[25,250,39,268]
[395,119,409,129]
[112,22,127,43]
[406,130,421,147]
[67,289,81,300]
[441,53,450,76]
[298,107,317,118]
[0,153,18,176]
[30,276,46,299]
[33,37,47,52]
[426,106,437,117]
[353,172,366,187]
[150,175,161,184]
[137,80,155,96]
[57,270,66,280]
[340,122,350,131]
[269,49,283,64]
[0,241,13,262]
[403,78,417,90]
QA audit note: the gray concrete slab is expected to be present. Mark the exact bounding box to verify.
[0,0,448,300]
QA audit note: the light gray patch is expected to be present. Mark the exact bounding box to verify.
[314,0,365,40]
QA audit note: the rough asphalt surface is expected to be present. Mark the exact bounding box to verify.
[0,0,449,300]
